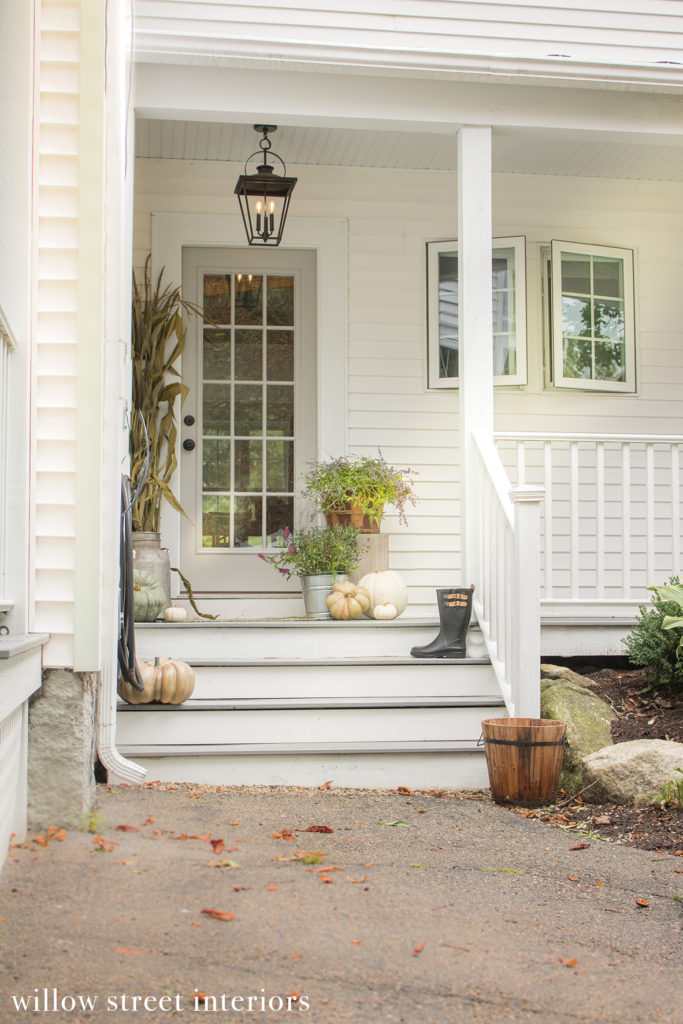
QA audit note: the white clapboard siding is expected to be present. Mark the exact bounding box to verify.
[135,157,683,613]
[32,0,82,664]
[133,0,683,81]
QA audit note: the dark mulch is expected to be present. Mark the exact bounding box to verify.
[516,664,683,853]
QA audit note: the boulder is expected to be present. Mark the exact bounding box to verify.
[582,739,683,806]
[541,665,616,794]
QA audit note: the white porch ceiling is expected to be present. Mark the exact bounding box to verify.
[135,118,683,182]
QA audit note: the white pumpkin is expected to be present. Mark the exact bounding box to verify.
[358,570,408,619]
[164,605,188,622]
[373,602,398,620]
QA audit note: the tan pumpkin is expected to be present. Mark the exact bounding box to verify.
[117,656,195,705]
[164,605,188,622]
[326,580,371,620]
[358,570,409,619]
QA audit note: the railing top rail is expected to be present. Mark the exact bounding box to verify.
[495,432,683,444]
[472,426,515,528]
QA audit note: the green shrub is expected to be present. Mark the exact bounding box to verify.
[623,576,683,689]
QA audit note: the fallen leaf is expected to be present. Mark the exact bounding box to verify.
[397,786,413,796]
[201,909,235,921]
[347,875,368,884]
[208,859,241,870]
[228,820,241,826]
[286,992,300,1002]
[559,957,578,967]
[266,884,279,891]
[364,862,374,867]
[318,780,332,790]
[413,942,425,956]
[191,922,201,927]
[595,881,603,887]
[192,993,209,1003]
[635,899,650,908]
[115,947,150,956]
[49,827,66,842]
[115,825,139,833]
[291,953,303,959]
[379,820,410,827]
[174,833,189,841]
[570,843,590,851]
[315,865,341,872]
[295,825,334,834]
[271,829,294,841]
[33,836,49,847]
[318,874,334,883]
[567,876,580,883]
[116,860,136,866]
[351,940,361,946]
[210,839,225,854]
[190,833,212,842]
[92,835,117,852]
[142,816,154,826]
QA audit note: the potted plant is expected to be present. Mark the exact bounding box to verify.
[129,256,199,604]
[304,452,417,533]
[259,525,365,618]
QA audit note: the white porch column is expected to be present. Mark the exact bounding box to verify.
[457,125,493,581]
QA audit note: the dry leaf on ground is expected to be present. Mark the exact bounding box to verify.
[201,908,235,921]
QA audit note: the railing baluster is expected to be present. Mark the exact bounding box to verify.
[673,445,681,578]
[517,441,525,486]
[596,442,605,600]
[622,444,631,600]
[570,441,579,598]
[646,443,655,585]
[544,440,552,600]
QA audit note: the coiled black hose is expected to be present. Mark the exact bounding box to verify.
[118,474,144,691]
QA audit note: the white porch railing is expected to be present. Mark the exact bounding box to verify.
[0,316,13,612]
[470,428,544,717]
[495,433,683,608]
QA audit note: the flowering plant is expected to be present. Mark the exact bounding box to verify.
[304,452,417,527]
[259,525,365,580]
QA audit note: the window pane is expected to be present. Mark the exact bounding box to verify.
[267,330,294,381]
[266,440,294,492]
[561,255,590,295]
[266,496,294,545]
[203,328,231,380]
[563,337,592,379]
[203,438,230,491]
[234,384,262,436]
[493,334,515,376]
[235,329,262,380]
[235,274,263,325]
[234,439,263,492]
[267,276,294,326]
[492,289,510,334]
[203,383,231,435]
[266,384,294,436]
[593,257,623,299]
[593,299,624,341]
[562,295,591,338]
[595,341,626,382]
[234,496,262,547]
[202,495,231,548]
[203,274,231,323]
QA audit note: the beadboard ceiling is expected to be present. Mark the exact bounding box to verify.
[135,118,683,182]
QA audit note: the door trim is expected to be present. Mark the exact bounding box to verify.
[151,213,348,592]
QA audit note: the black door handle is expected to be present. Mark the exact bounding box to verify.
[183,438,196,452]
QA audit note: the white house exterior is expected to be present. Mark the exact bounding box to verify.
[2,0,683,871]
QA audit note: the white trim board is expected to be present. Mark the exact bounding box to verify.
[151,213,348,582]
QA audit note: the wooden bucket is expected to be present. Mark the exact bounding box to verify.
[325,505,382,534]
[481,718,567,807]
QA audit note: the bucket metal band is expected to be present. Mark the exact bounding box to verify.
[481,736,566,747]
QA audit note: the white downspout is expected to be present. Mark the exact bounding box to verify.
[97,657,146,783]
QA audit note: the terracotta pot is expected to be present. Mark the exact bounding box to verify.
[324,504,382,534]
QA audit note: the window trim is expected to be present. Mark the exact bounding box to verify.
[426,236,527,390]
[550,239,636,393]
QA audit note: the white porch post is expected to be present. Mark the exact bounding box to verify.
[510,486,544,718]
[457,125,493,581]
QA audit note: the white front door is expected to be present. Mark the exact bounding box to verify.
[180,247,316,593]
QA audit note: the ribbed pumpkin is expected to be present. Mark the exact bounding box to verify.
[133,569,167,622]
[373,602,398,620]
[326,580,371,620]
[164,605,188,622]
[117,656,195,705]
[358,570,409,619]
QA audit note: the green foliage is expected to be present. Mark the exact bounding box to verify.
[651,769,683,810]
[130,256,201,532]
[304,453,417,526]
[259,524,364,580]
[622,577,683,690]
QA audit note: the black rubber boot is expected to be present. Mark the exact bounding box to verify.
[410,586,474,659]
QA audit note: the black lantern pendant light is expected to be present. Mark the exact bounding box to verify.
[234,125,297,246]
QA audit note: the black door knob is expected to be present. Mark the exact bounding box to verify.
[183,414,195,426]
[183,438,196,451]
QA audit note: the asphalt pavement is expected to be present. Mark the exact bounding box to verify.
[0,782,680,1024]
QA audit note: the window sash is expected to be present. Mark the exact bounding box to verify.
[550,240,636,393]
[427,236,527,389]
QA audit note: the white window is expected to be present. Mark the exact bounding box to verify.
[426,236,527,389]
[549,240,636,392]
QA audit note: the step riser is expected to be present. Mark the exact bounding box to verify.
[116,705,497,747]
[114,751,490,790]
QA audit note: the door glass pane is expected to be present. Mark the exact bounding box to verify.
[266,496,293,545]
[203,329,231,380]
[266,440,293,492]
[234,496,262,547]
[267,276,294,326]
[235,274,263,325]
[235,329,262,380]
[203,439,231,491]
[267,330,294,381]
[203,275,231,323]
[235,440,263,492]
[203,383,231,435]
[234,384,263,436]
[266,384,294,436]
[202,495,231,548]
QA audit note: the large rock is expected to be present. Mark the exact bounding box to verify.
[541,665,616,794]
[582,739,683,806]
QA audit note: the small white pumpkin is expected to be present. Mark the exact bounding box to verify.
[326,580,371,620]
[358,570,408,619]
[164,605,187,622]
[373,602,398,620]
